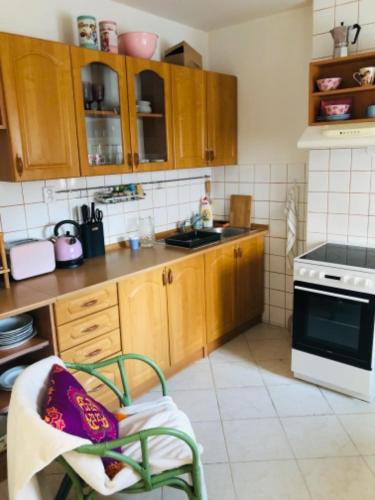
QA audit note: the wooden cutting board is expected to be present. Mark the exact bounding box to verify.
[229,195,252,228]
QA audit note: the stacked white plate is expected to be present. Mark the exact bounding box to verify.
[0,314,36,350]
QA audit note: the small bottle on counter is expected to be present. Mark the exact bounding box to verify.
[200,195,213,228]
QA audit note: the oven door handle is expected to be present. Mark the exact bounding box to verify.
[294,286,370,304]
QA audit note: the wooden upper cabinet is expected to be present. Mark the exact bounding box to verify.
[236,235,265,326]
[167,255,206,365]
[70,46,132,176]
[205,243,237,343]
[206,71,237,166]
[126,57,174,171]
[0,33,79,181]
[118,267,170,390]
[171,65,207,168]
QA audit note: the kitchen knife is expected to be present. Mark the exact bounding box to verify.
[81,204,90,224]
[90,202,96,223]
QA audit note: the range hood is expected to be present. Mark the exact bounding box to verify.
[298,123,375,150]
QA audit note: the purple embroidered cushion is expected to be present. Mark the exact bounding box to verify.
[42,364,123,478]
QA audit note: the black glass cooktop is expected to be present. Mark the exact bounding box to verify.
[301,243,375,269]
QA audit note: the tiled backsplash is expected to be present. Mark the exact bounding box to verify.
[211,163,307,327]
[313,0,375,59]
[306,148,375,248]
[0,168,211,245]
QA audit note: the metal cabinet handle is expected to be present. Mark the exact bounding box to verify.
[210,150,215,161]
[133,152,139,167]
[85,348,102,358]
[238,247,243,258]
[127,152,133,167]
[205,150,211,161]
[162,269,167,286]
[82,324,99,334]
[168,268,173,284]
[16,154,24,176]
[234,248,238,258]
[82,299,98,308]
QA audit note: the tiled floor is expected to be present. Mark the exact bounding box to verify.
[3,322,375,499]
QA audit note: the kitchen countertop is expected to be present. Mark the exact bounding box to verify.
[0,225,268,319]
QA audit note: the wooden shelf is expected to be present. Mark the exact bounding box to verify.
[0,337,49,365]
[85,110,120,118]
[312,86,375,97]
[137,112,164,118]
[311,117,375,126]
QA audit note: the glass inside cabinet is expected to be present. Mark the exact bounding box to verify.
[81,63,124,166]
[135,70,167,165]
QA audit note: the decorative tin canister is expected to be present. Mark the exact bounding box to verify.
[77,15,98,49]
[99,21,118,53]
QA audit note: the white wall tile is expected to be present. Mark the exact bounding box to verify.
[22,181,45,204]
[0,182,24,207]
[358,23,375,51]
[328,192,349,213]
[270,272,286,291]
[352,149,372,171]
[313,33,333,58]
[309,192,328,213]
[270,220,286,238]
[308,213,328,233]
[0,206,27,232]
[288,163,306,183]
[255,164,270,183]
[349,193,369,215]
[327,214,349,235]
[309,172,329,191]
[335,2,359,26]
[348,215,369,236]
[25,203,49,228]
[329,171,350,192]
[330,149,351,171]
[314,0,334,9]
[313,8,335,34]
[270,184,287,202]
[254,184,270,200]
[225,165,239,182]
[271,164,287,183]
[270,202,285,220]
[351,171,371,193]
[309,150,330,171]
[239,165,254,183]
[359,0,375,24]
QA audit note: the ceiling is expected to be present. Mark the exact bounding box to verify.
[115,0,311,31]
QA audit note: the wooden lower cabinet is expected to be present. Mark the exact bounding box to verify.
[205,243,237,343]
[118,267,170,390]
[167,255,206,365]
[236,236,265,326]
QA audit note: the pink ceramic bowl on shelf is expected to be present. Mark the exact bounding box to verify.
[118,32,158,59]
[324,103,351,116]
[316,77,342,91]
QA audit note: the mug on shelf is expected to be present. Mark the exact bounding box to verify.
[367,105,375,118]
[353,66,375,86]
[77,16,98,50]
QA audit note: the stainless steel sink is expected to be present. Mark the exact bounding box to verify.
[206,227,249,238]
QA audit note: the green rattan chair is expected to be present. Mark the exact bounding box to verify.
[53,353,205,500]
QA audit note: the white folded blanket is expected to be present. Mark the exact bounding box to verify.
[7,356,206,499]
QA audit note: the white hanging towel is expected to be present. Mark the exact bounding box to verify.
[285,185,299,270]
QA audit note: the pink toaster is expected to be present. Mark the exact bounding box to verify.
[6,239,56,280]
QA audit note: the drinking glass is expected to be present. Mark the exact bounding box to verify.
[92,83,105,110]
[82,82,93,110]
[139,216,155,248]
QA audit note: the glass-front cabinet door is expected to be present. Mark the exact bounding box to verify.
[126,57,174,171]
[71,47,132,176]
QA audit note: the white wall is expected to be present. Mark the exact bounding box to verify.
[208,6,312,327]
[209,6,311,164]
[306,0,375,249]
[0,0,208,64]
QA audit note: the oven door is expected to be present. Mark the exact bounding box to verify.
[293,281,375,370]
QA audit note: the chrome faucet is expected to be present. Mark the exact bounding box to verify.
[176,219,190,233]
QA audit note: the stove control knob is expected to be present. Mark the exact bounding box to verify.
[299,268,307,277]
[365,279,373,289]
[354,277,365,287]
[343,275,351,284]
[309,270,317,278]
[319,272,325,280]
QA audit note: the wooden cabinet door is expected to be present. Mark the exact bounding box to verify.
[70,46,132,176]
[206,71,237,166]
[126,57,174,171]
[118,267,170,389]
[167,255,206,365]
[171,66,207,168]
[236,236,265,326]
[0,34,79,180]
[205,244,237,343]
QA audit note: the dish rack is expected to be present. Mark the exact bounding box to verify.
[94,183,146,204]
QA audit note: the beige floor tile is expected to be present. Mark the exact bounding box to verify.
[217,386,276,420]
[193,421,228,463]
[170,389,220,422]
[223,418,293,462]
[167,361,214,391]
[247,338,292,361]
[299,457,375,500]
[256,358,300,386]
[209,335,253,365]
[246,323,292,341]
[211,360,264,388]
[322,388,375,414]
[363,455,375,475]
[232,460,310,500]
[339,414,375,455]
[282,415,358,458]
[269,384,333,417]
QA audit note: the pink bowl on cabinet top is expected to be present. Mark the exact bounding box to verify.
[118,32,158,59]
[316,77,342,91]
[324,103,351,116]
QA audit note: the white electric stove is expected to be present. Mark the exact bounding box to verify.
[292,242,375,401]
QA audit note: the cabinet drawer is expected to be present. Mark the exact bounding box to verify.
[61,329,121,364]
[73,352,122,412]
[55,284,117,325]
[57,306,119,352]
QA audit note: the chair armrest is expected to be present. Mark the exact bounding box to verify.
[65,353,168,406]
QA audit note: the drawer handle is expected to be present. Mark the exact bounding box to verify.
[85,348,102,358]
[82,299,98,308]
[168,268,173,284]
[90,383,105,393]
[82,324,99,334]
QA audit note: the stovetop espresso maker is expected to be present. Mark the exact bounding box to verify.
[330,22,361,57]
